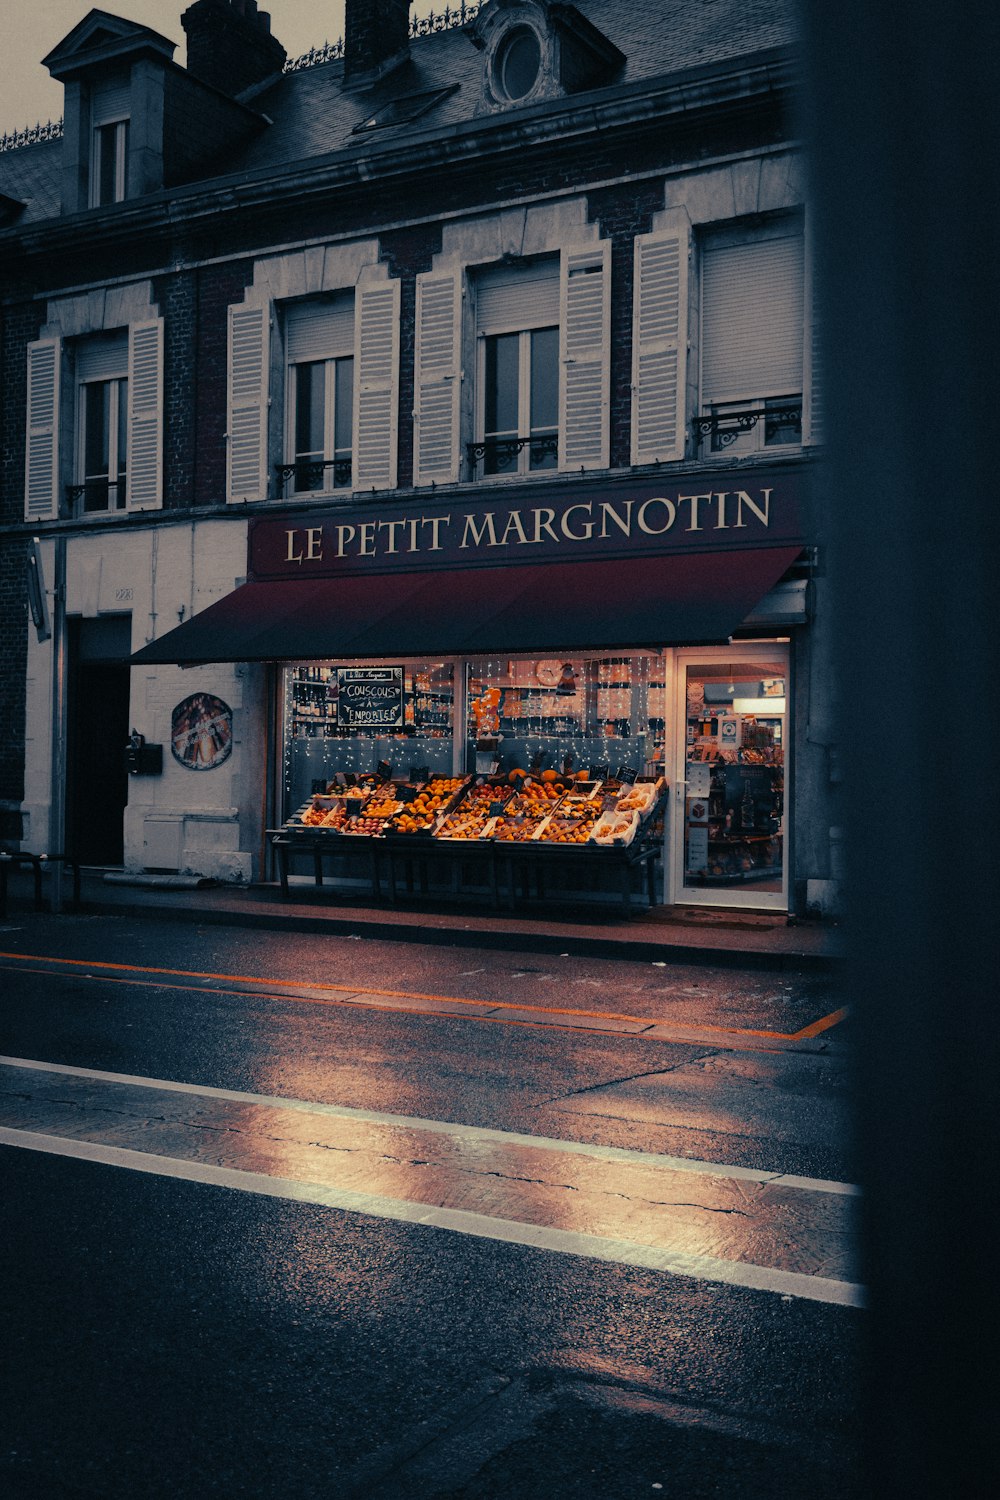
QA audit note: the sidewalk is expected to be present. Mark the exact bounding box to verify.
[1,861,841,971]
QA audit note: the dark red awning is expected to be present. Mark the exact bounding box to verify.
[131,547,803,665]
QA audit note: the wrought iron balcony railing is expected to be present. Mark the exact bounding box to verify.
[66,479,124,514]
[276,458,353,497]
[466,434,559,475]
[693,403,802,450]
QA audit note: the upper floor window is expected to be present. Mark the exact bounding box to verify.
[697,216,804,456]
[89,78,130,207]
[475,258,559,477]
[281,296,356,497]
[75,334,129,513]
[24,318,163,522]
[414,236,609,488]
[227,269,400,505]
[92,119,128,206]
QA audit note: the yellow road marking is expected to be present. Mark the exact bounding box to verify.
[0,950,847,1042]
[788,1006,849,1040]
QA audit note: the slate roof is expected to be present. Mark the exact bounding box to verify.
[0,0,797,227]
[0,138,62,224]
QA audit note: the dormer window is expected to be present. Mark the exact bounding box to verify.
[89,78,130,207]
[472,1,625,116]
[496,26,543,101]
[92,119,128,206]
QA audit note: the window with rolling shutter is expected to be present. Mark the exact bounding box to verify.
[471,256,563,478]
[90,76,130,207]
[699,218,804,455]
[283,296,356,497]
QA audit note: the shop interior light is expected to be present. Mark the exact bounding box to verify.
[732,697,785,715]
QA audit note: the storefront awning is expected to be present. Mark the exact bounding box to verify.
[131,547,803,666]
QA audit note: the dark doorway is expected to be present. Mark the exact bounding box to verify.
[66,615,132,865]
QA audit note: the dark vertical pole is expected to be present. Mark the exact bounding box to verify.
[799,3,1000,1493]
[49,535,68,911]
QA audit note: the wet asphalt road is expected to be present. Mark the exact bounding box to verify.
[0,913,859,1497]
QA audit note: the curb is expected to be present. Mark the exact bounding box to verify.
[61,892,839,972]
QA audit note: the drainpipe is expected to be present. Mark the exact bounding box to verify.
[49,535,68,912]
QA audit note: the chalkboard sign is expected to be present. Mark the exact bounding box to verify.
[336,666,404,728]
[376,759,393,781]
[409,765,430,784]
[615,764,639,783]
[589,762,610,780]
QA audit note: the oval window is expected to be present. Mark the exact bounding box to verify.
[497,27,541,101]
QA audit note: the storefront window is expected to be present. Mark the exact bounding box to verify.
[282,660,455,816]
[682,660,786,892]
[466,655,667,777]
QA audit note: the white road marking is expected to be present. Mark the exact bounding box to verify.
[0,1125,864,1308]
[0,1054,858,1195]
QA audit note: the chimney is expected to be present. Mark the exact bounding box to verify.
[343,0,411,89]
[182,0,286,97]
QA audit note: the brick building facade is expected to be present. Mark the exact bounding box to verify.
[0,0,839,915]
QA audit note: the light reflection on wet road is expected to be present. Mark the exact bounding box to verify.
[0,1057,858,1304]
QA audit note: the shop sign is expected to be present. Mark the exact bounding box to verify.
[335,666,404,728]
[248,469,805,581]
[171,693,233,770]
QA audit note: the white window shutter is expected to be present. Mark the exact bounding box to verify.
[559,243,610,471]
[24,338,62,522]
[631,227,690,465]
[126,318,163,511]
[803,212,824,446]
[227,302,271,503]
[354,279,400,490]
[414,268,462,486]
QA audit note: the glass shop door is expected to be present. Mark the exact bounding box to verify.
[671,645,790,910]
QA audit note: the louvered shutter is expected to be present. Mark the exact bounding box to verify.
[701,233,804,402]
[631,228,689,464]
[227,303,271,503]
[559,243,610,470]
[24,338,62,522]
[414,268,462,486]
[126,318,163,511]
[803,214,823,445]
[354,279,400,490]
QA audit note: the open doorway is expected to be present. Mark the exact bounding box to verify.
[66,615,132,865]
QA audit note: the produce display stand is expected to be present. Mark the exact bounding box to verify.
[493,835,661,913]
[268,829,386,901]
[268,778,666,915]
